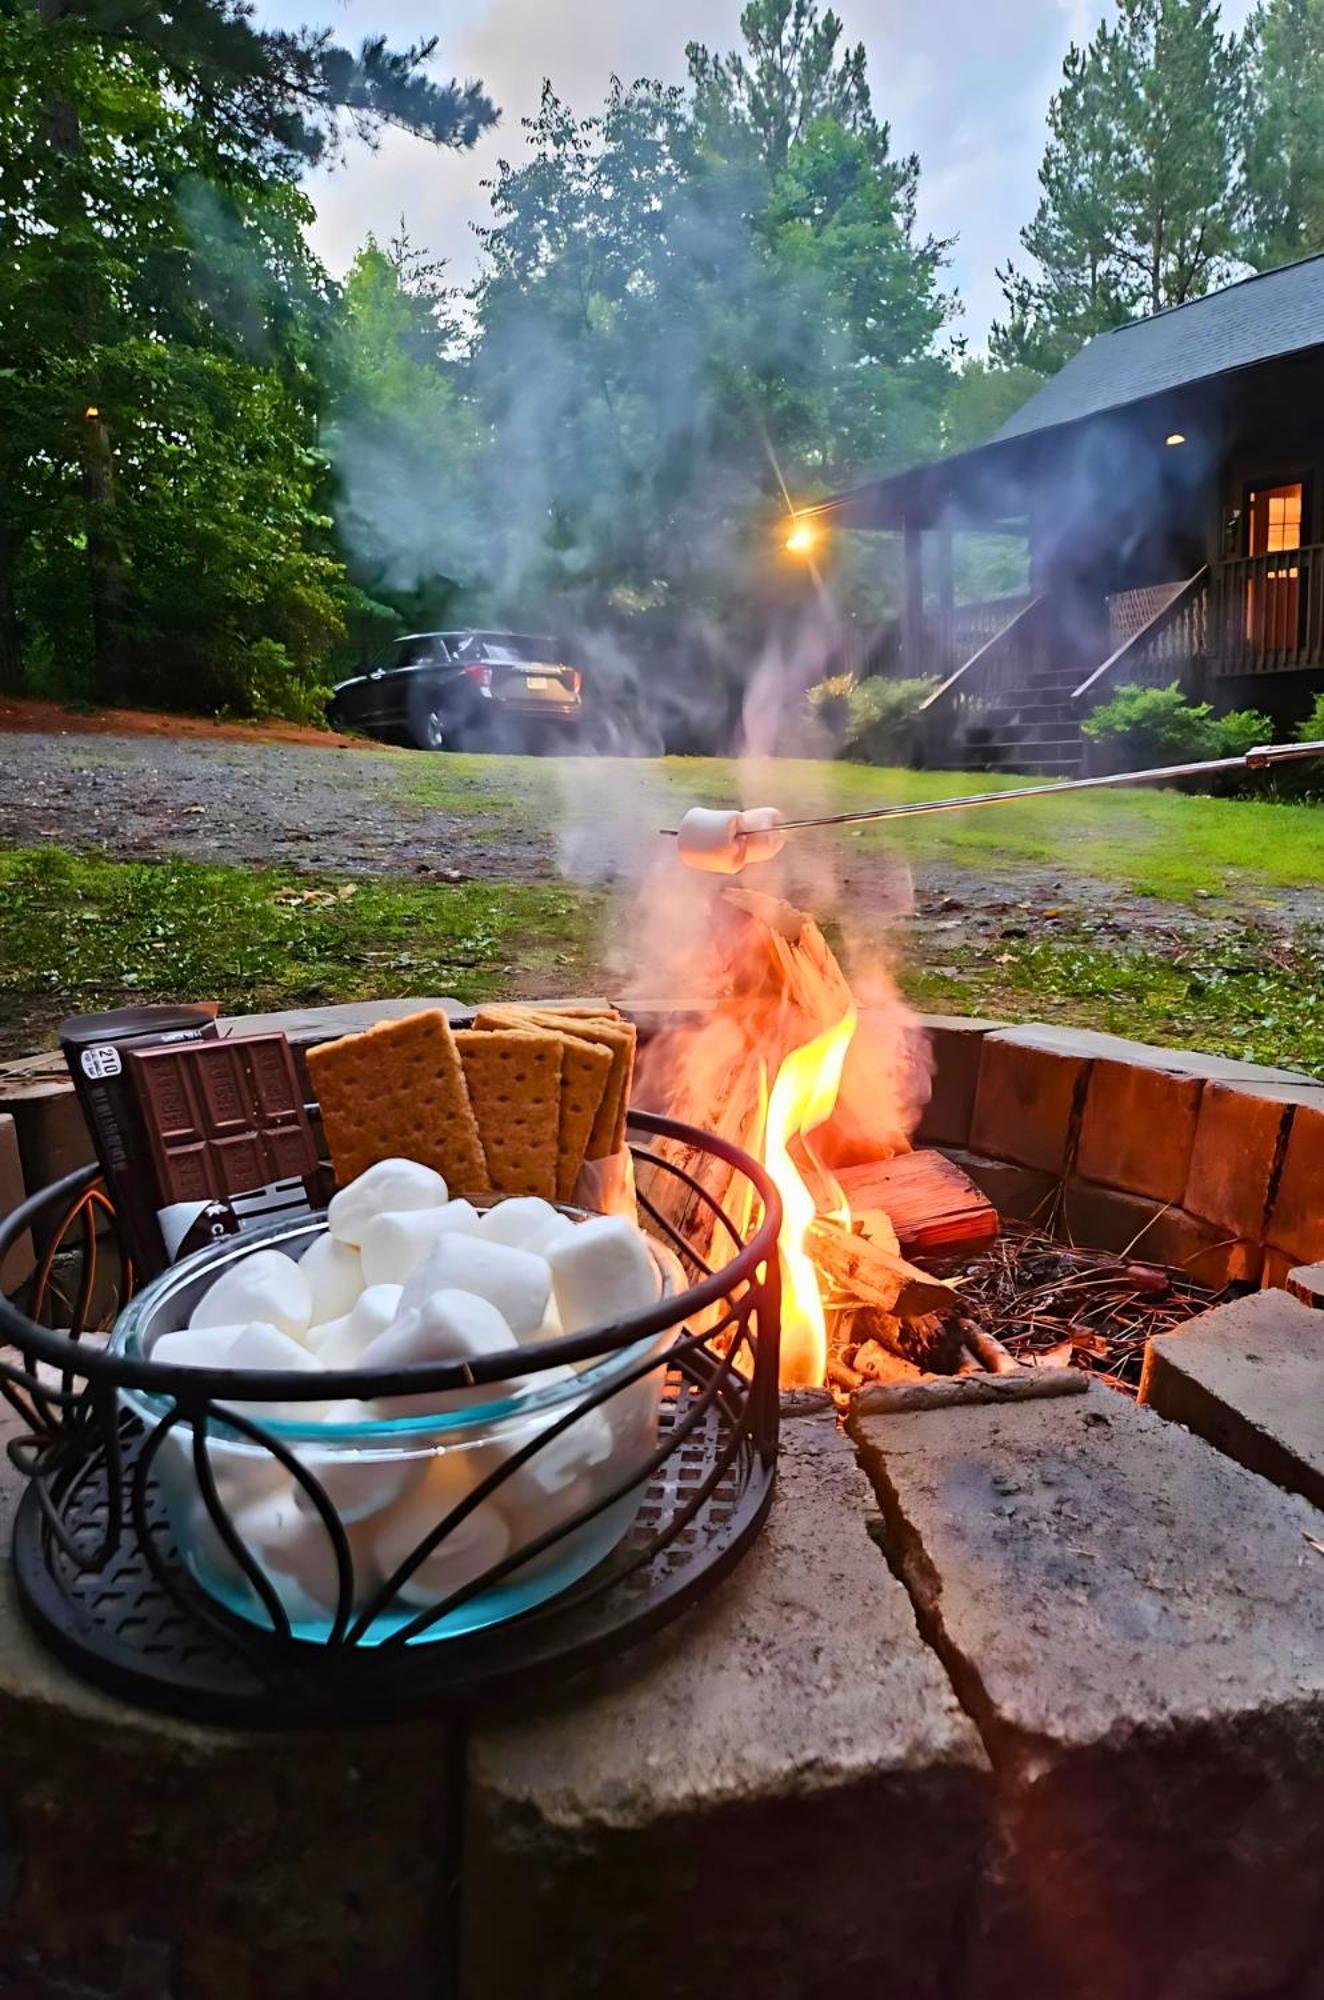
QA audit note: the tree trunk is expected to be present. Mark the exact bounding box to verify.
[80,411,130,703]
[0,517,24,695]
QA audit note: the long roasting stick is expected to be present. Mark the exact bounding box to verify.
[661,739,1324,837]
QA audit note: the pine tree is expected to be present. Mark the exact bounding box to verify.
[1242,0,1324,269]
[686,0,873,171]
[993,0,1243,369]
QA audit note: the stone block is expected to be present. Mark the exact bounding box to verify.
[1266,1102,1324,1268]
[1184,1080,1294,1241]
[942,1147,1058,1224]
[1076,1057,1203,1202]
[462,1409,990,2000]
[1062,1178,1261,1286]
[1288,1263,1324,1309]
[0,1115,33,1295]
[969,1029,1087,1175]
[914,1014,1004,1148]
[962,1023,1313,1086]
[0,1559,457,1996]
[853,1386,1324,2000]
[0,1084,95,1212]
[1139,1290,1324,1510]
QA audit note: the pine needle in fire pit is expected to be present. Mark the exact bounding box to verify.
[952,1224,1229,1395]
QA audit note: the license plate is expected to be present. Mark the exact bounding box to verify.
[524,675,553,691]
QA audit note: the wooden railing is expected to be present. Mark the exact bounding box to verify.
[1215,544,1324,675]
[925,594,1033,681]
[916,593,1049,760]
[1072,568,1208,706]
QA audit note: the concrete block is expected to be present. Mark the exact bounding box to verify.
[463,1409,991,2000]
[964,1024,1313,1085]
[1266,1102,1324,1268]
[854,1386,1324,2000]
[943,1147,1058,1224]
[914,1014,1004,1148]
[1288,1263,1324,1309]
[969,1030,1087,1175]
[1139,1290,1324,1509]
[1184,1080,1292,1241]
[0,1084,95,1216]
[0,1114,33,1295]
[1076,1057,1202,1203]
[1062,1178,1261,1286]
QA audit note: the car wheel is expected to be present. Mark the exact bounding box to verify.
[411,705,449,752]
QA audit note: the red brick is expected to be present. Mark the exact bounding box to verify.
[970,1031,1087,1174]
[1266,1102,1324,1267]
[914,1015,1004,1149]
[1062,1179,1260,1287]
[1183,1082,1291,1239]
[943,1147,1058,1224]
[1076,1059,1203,1203]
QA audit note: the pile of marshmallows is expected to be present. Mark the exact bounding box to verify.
[149,1159,664,1624]
[675,805,784,875]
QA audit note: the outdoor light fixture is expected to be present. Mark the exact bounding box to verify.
[785,519,818,555]
[83,405,100,420]
[1166,432,1187,447]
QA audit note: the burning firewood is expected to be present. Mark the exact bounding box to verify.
[806,1217,956,1319]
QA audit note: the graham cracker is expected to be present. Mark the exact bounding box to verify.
[479,1006,636,1156]
[307,1010,489,1194]
[552,1035,613,1198]
[455,1028,563,1199]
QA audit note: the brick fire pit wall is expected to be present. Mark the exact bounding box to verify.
[0,1006,1323,1995]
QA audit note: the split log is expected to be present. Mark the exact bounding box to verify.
[836,1150,997,1258]
[807,1217,957,1320]
[853,1369,1090,1416]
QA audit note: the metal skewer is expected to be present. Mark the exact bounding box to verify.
[660,740,1324,837]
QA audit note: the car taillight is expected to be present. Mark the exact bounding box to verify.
[568,670,582,695]
[462,663,492,690]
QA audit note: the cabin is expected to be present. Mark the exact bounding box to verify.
[812,253,1324,773]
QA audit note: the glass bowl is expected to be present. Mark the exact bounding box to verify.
[111,1212,683,1645]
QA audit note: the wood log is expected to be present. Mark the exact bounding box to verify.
[808,1217,957,1319]
[837,1150,998,1258]
[853,1369,1090,1416]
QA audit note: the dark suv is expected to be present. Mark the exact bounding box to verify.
[327,630,584,750]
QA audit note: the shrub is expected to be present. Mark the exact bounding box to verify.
[805,673,937,763]
[1296,692,1324,746]
[1083,683,1272,773]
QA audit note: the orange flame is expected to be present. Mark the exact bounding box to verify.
[764,1007,857,1387]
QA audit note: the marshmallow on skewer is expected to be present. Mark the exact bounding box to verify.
[189,1249,313,1341]
[675,806,745,875]
[308,1283,403,1369]
[737,805,785,864]
[359,1199,482,1288]
[357,1289,530,1417]
[546,1215,661,1334]
[327,1158,448,1247]
[297,1232,364,1325]
[398,1234,551,1339]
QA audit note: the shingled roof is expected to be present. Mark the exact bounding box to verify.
[993,252,1324,444]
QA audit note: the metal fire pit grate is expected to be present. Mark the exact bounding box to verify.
[1,1112,782,1725]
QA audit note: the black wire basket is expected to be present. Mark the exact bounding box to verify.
[0,1111,782,1723]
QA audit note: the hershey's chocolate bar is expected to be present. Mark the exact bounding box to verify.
[125,1035,320,1210]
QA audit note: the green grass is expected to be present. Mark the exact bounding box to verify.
[0,847,600,1047]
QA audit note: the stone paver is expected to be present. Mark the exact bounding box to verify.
[853,1386,1324,2000]
[915,1014,1004,1148]
[1139,1290,1324,1510]
[1289,1263,1324,1309]
[1062,1177,1262,1286]
[1184,1080,1294,1241]
[462,1407,991,2000]
[1267,1102,1324,1269]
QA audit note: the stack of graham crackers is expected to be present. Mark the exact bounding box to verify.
[306,1004,636,1201]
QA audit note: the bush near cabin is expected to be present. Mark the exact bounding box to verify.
[1083,684,1273,782]
[807,674,938,762]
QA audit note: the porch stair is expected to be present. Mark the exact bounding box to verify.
[949,664,1085,776]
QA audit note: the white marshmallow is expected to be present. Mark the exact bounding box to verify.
[398,1234,551,1340]
[546,1216,661,1334]
[327,1158,448,1247]
[292,1401,428,1524]
[150,1324,245,1369]
[219,1321,327,1425]
[309,1284,403,1369]
[297,1232,364,1324]
[189,1249,313,1341]
[359,1200,482,1288]
[479,1197,567,1255]
[357,1289,529,1416]
[737,805,785,865]
[676,805,745,874]
[372,1453,512,1611]
[225,1487,380,1619]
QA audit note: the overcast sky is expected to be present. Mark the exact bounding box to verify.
[254,0,1257,347]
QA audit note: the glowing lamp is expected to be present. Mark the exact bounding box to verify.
[1165,432,1186,447]
[784,520,817,555]
[83,405,100,420]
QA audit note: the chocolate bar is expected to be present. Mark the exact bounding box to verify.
[126,1035,321,1213]
[60,1004,219,1277]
